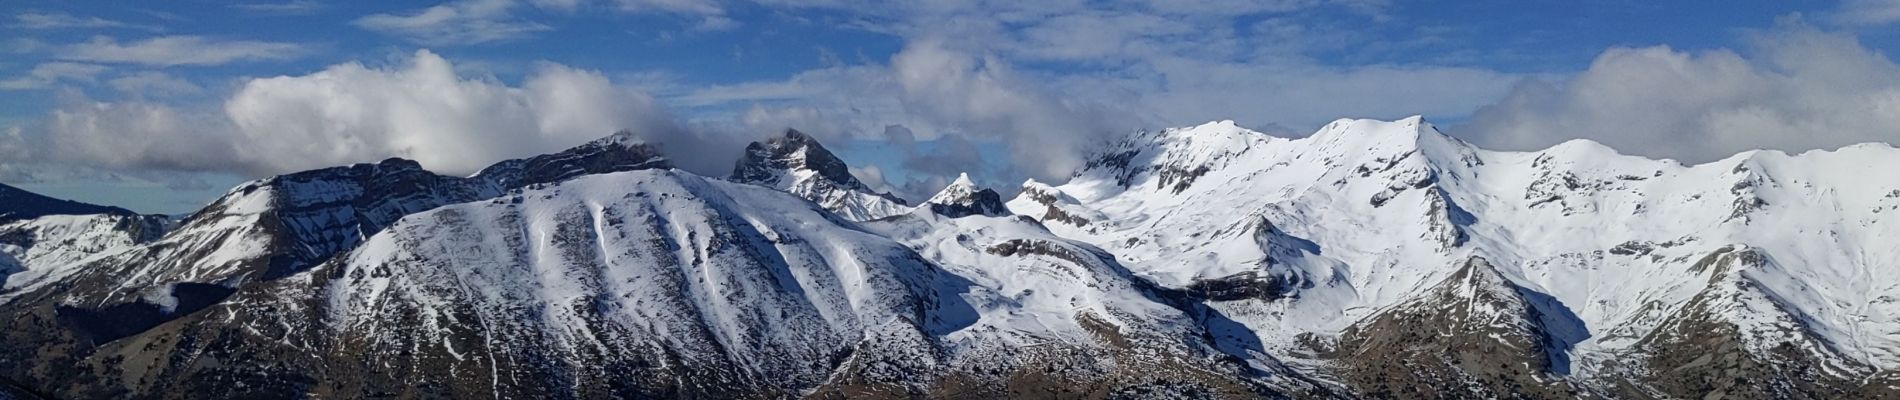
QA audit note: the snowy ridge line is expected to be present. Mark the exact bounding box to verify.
[1009,115,1900,395]
[3,117,1900,398]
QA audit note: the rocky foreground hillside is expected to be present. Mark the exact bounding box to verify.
[2,121,1899,398]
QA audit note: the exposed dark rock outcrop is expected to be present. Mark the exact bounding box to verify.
[925,173,1009,218]
[727,129,909,220]
[1607,246,1880,400]
[1324,257,1586,399]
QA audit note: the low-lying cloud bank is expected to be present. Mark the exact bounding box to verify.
[5,49,744,179]
[1457,22,1900,163]
[12,20,1900,205]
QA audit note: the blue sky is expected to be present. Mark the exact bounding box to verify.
[6,0,1900,213]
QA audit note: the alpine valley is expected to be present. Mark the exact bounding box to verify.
[4,117,1900,399]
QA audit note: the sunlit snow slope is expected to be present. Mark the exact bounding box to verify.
[1008,116,1900,395]
[74,170,1289,398]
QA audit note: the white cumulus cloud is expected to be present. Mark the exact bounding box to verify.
[224,49,685,175]
[7,49,724,178]
[1457,22,1900,163]
[710,40,1136,183]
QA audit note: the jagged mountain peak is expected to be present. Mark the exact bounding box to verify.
[944,172,977,190]
[924,173,1008,217]
[728,129,909,221]
[1442,256,1513,292]
[731,129,860,188]
[1377,256,1544,331]
[925,173,981,204]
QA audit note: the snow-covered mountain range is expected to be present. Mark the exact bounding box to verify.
[1008,117,1900,398]
[2,120,1898,398]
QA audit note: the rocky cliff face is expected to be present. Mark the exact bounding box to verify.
[1606,246,1873,399]
[729,129,909,221]
[1323,257,1585,399]
[922,173,1008,218]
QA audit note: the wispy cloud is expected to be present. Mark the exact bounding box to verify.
[0,62,108,90]
[617,0,736,30]
[4,38,48,54]
[232,0,327,16]
[692,15,739,31]
[1833,0,1900,26]
[354,0,552,46]
[57,36,304,67]
[10,12,161,31]
[615,0,723,15]
[109,72,203,96]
